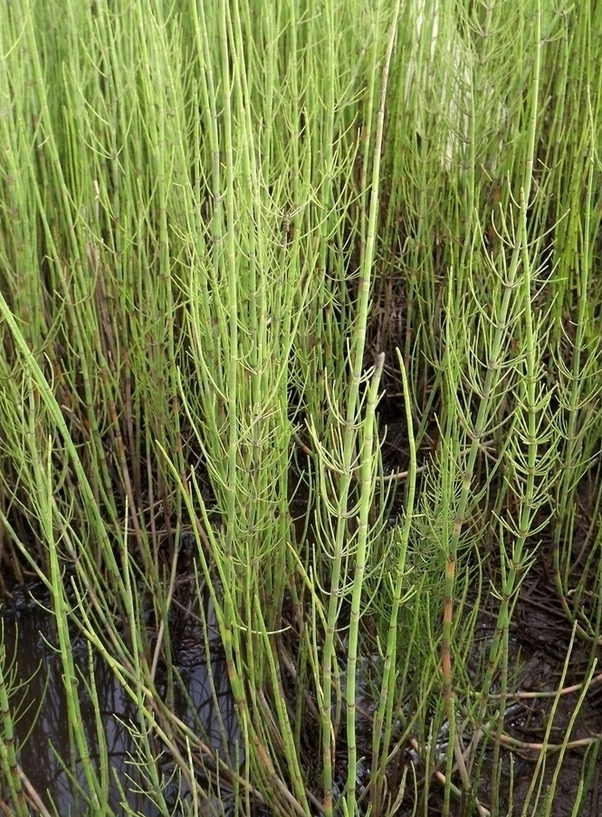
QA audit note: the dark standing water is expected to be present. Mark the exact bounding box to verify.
[1,589,239,817]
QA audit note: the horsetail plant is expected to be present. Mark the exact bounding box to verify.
[1,1,602,816]
[0,636,27,817]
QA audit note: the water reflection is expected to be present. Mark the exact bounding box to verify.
[1,592,238,817]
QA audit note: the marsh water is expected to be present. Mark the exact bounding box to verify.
[2,588,238,817]
[3,569,602,817]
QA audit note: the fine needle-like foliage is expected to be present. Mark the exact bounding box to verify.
[0,1,601,817]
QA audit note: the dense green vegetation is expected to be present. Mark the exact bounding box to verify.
[1,0,601,815]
